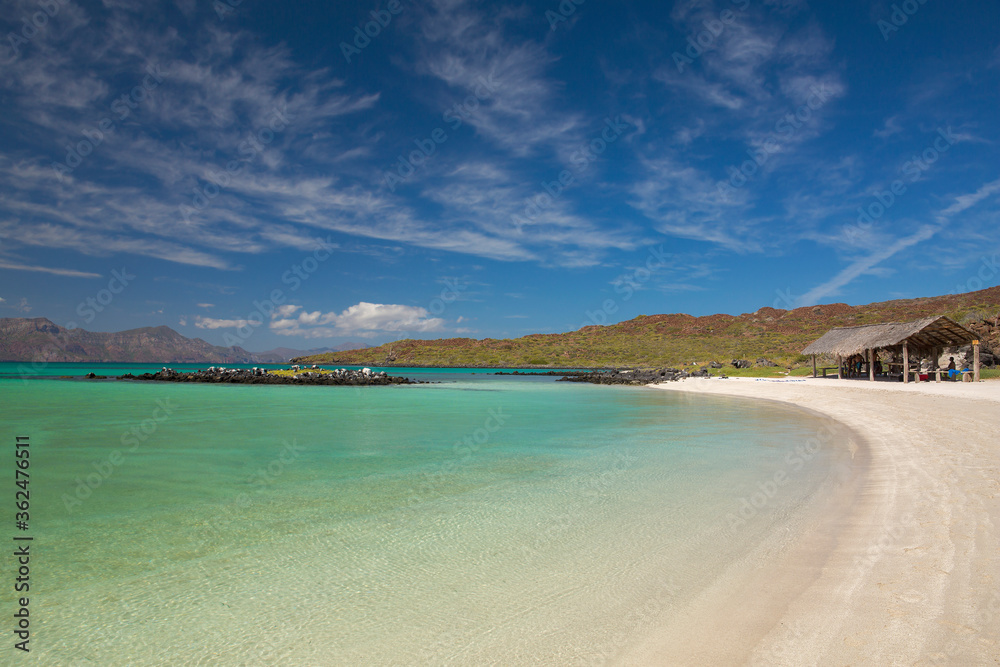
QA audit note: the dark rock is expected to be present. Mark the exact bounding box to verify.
[117,366,418,386]
[732,359,752,369]
[756,358,777,367]
[708,361,723,369]
[558,367,689,385]
[493,370,594,376]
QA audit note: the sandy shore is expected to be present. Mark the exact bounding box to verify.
[622,376,1000,666]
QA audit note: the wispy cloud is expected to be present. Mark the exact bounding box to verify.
[796,226,938,306]
[874,115,903,139]
[935,176,1000,221]
[0,260,101,278]
[799,176,1000,304]
[630,2,846,250]
[411,0,586,160]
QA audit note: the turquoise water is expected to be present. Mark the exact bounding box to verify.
[0,368,851,664]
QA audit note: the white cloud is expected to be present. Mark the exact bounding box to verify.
[632,4,847,252]
[874,115,903,139]
[0,10,378,270]
[0,260,102,278]
[796,226,937,306]
[935,176,1000,222]
[800,172,1000,303]
[628,157,755,249]
[0,0,650,274]
[412,0,586,160]
[196,303,214,308]
[268,302,446,339]
[194,316,249,329]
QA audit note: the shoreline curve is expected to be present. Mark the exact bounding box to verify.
[623,376,1000,666]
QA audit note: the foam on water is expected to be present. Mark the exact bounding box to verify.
[0,373,851,664]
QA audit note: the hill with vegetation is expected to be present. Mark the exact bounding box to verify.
[295,287,1000,370]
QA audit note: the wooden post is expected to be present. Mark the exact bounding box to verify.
[812,355,817,378]
[837,355,842,380]
[974,341,981,382]
[903,341,909,384]
[868,348,875,381]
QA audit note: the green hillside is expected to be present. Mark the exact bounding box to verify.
[296,287,1000,370]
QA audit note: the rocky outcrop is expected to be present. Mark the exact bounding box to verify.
[938,346,997,369]
[557,367,709,385]
[115,366,418,386]
[493,370,596,376]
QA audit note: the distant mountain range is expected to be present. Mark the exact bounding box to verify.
[5,286,998,368]
[0,318,367,363]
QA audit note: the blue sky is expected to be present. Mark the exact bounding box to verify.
[1,0,998,351]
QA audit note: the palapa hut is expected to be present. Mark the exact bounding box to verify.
[802,316,981,383]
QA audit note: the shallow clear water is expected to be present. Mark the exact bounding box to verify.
[0,368,848,664]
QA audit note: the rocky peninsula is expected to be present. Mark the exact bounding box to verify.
[556,367,711,385]
[112,366,419,386]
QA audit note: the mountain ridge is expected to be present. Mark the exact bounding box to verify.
[294,286,1000,368]
[0,318,373,364]
[3,287,998,367]
[0,318,258,363]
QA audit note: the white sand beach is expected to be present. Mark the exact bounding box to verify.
[626,376,1000,666]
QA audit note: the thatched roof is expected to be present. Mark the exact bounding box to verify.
[802,316,976,357]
